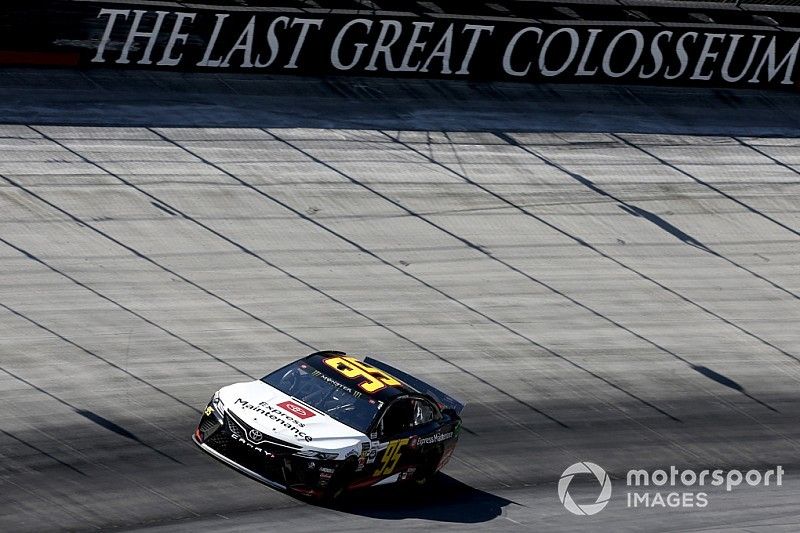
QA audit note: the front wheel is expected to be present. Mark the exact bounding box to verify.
[319,458,356,503]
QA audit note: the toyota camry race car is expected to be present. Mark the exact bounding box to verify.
[193,351,464,500]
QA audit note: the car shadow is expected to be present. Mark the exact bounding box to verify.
[328,473,517,524]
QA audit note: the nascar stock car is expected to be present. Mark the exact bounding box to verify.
[192,351,464,500]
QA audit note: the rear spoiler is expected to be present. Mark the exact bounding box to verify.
[365,357,465,415]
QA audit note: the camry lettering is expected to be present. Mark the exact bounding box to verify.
[230,433,275,457]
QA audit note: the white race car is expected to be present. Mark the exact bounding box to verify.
[193,351,464,500]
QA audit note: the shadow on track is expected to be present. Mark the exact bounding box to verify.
[3,69,800,136]
[75,409,185,463]
[691,366,778,413]
[332,474,516,524]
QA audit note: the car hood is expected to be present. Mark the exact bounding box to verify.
[218,380,366,453]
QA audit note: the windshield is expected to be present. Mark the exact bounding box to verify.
[261,361,381,434]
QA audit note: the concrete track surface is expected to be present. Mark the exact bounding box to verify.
[0,70,799,532]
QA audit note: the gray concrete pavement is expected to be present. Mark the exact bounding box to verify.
[0,72,799,531]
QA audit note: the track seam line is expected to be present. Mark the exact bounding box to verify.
[272,129,761,417]
[475,132,800,363]
[23,126,573,430]
[614,133,800,238]
[0,235,255,380]
[154,127,684,425]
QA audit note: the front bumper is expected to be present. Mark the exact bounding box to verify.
[193,408,339,495]
[192,432,288,491]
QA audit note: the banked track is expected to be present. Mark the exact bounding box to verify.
[0,70,799,531]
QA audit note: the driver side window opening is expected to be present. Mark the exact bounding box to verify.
[377,398,439,439]
[378,399,415,438]
[412,399,437,426]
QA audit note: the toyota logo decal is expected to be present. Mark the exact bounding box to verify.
[277,400,315,419]
[287,404,306,415]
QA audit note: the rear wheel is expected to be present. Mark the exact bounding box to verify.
[411,450,441,486]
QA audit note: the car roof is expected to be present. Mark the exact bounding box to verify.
[301,351,420,403]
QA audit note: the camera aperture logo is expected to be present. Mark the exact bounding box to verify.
[558,462,785,515]
[558,462,612,516]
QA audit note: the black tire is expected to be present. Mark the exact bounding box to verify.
[411,449,441,486]
[319,458,357,504]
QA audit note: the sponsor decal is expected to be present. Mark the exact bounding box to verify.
[312,369,359,396]
[400,466,417,481]
[234,398,313,442]
[318,466,335,486]
[417,431,453,445]
[367,441,378,464]
[277,400,315,419]
[356,441,370,471]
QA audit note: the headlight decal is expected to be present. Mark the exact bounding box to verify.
[210,392,226,419]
